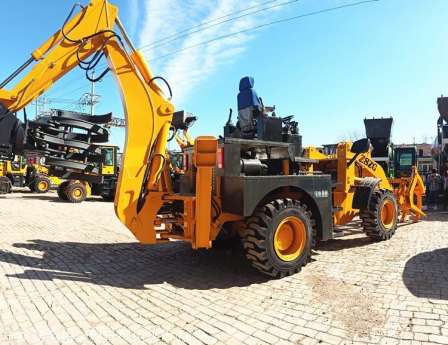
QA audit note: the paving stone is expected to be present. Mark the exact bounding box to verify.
[0,192,447,345]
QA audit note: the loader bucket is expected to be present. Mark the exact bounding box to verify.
[364,117,393,157]
[437,96,448,123]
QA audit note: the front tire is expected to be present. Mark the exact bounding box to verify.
[360,190,398,240]
[242,198,313,278]
[57,181,70,201]
[64,182,87,203]
[33,176,51,193]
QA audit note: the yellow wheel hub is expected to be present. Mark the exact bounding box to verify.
[38,181,48,191]
[274,216,306,262]
[380,199,396,230]
[72,188,82,198]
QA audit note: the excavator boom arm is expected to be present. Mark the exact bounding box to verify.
[0,0,175,242]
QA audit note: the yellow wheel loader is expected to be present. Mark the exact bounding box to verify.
[0,153,58,194]
[0,0,424,278]
[7,155,27,187]
[24,155,60,193]
[0,160,11,194]
[56,145,119,203]
[27,163,61,193]
[304,118,425,240]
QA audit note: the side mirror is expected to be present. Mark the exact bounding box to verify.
[351,138,371,154]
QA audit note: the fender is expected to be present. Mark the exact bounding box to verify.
[352,177,381,210]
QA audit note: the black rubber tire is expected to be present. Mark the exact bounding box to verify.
[0,176,11,194]
[33,176,51,194]
[242,198,313,278]
[360,190,398,241]
[101,193,115,202]
[28,183,36,192]
[212,224,241,249]
[57,181,70,201]
[64,182,87,203]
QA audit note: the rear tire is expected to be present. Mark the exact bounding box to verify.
[360,190,398,241]
[101,194,114,202]
[0,176,11,194]
[242,198,313,278]
[64,182,87,203]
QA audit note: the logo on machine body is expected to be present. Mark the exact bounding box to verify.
[314,190,329,198]
[358,154,377,172]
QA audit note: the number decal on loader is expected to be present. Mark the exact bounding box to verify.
[358,155,377,172]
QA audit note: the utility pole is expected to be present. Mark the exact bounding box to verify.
[34,96,50,118]
[80,69,100,115]
[79,71,100,114]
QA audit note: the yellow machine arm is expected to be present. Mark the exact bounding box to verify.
[0,0,175,242]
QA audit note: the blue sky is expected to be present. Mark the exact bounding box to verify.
[1,0,447,150]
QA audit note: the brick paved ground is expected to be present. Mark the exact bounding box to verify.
[1,191,448,345]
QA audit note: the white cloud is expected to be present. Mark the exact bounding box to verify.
[137,0,278,103]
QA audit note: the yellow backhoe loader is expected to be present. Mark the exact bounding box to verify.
[0,0,425,278]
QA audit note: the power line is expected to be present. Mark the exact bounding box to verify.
[37,0,380,105]
[140,0,299,52]
[45,72,86,96]
[77,0,380,74]
[44,97,81,104]
[48,83,88,99]
[145,0,279,48]
[150,0,380,62]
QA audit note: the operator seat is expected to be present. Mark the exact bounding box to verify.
[237,76,262,138]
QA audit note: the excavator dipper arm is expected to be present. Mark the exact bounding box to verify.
[0,0,175,243]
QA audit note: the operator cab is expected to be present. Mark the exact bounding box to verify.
[394,147,417,178]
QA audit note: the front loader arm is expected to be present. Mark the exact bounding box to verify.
[0,0,175,243]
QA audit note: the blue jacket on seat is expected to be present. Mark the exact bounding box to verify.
[237,77,261,111]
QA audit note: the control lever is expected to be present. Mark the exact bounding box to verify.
[226,108,233,126]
